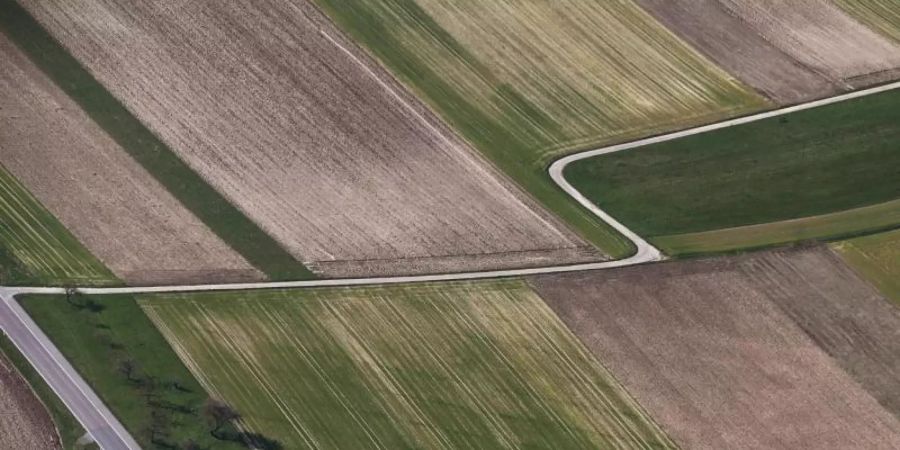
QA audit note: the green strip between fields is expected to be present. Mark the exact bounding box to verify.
[0,0,314,281]
[313,0,636,259]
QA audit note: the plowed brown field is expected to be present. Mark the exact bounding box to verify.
[0,352,60,450]
[638,0,900,103]
[19,0,599,277]
[531,247,900,450]
[0,34,262,285]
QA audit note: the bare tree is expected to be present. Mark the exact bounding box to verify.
[202,398,240,439]
[117,358,139,383]
[64,285,78,306]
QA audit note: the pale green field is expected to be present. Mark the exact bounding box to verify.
[0,166,114,285]
[140,280,676,449]
[654,199,900,256]
[833,229,900,303]
[835,0,900,42]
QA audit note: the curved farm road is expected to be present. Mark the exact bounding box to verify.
[0,80,898,449]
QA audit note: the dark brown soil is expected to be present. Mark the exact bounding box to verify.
[0,351,61,450]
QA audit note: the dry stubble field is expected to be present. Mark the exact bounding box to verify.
[19,0,599,277]
[833,229,900,303]
[637,0,900,103]
[0,34,261,286]
[0,352,60,450]
[834,0,900,43]
[531,247,900,450]
[139,281,676,450]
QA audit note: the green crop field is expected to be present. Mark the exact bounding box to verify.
[835,0,900,42]
[314,0,766,258]
[18,294,246,449]
[566,88,900,254]
[0,166,115,286]
[833,229,900,303]
[0,1,313,281]
[139,281,676,449]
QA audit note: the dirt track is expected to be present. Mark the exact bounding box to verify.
[19,0,600,277]
[531,247,900,450]
[638,0,900,103]
[0,34,262,285]
[0,350,60,450]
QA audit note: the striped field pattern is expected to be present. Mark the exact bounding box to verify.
[833,229,900,303]
[318,0,766,164]
[0,166,114,285]
[139,281,676,449]
[834,0,900,42]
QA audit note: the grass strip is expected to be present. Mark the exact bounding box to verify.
[0,0,314,281]
[18,293,250,450]
[314,0,637,258]
[566,88,900,239]
[654,199,900,256]
[0,334,93,450]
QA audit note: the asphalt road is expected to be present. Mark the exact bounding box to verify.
[0,77,897,450]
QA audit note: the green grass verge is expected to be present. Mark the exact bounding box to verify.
[833,228,900,303]
[0,165,116,286]
[18,294,247,450]
[566,88,900,242]
[0,0,313,281]
[655,199,900,256]
[0,334,92,450]
[138,281,677,449]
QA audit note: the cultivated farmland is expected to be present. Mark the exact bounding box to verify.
[530,247,900,450]
[565,88,900,253]
[0,164,113,286]
[833,229,900,302]
[637,0,900,103]
[139,281,677,449]
[835,0,900,43]
[715,0,900,88]
[0,35,262,286]
[0,351,60,450]
[18,0,600,276]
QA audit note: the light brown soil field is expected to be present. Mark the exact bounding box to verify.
[635,0,837,104]
[0,34,262,285]
[740,248,900,419]
[530,247,900,450]
[0,351,60,450]
[637,0,900,103]
[20,0,600,277]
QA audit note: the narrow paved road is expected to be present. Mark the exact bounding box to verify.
[0,289,140,450]
[1,79,898,449]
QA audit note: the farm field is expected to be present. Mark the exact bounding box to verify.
[0,1,312,281]
[0,346,61,450]
[566,88,900,252]
[637,0,900,103]
[653,199,900,256]
[315,0,767,257]
[0,164,114,286]
[835,0,900,43]
[530,247,900,450]
[139,281,677,449]
[16,0,603,276]
[833,229,900,303]
[0,34,262,286]
[18,294,246,450]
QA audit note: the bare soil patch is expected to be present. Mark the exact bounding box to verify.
[530,247,900,450]
[20,0,599,277]
[638,0,900,103]
[0,34,262,285]
[0,351,60,450]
